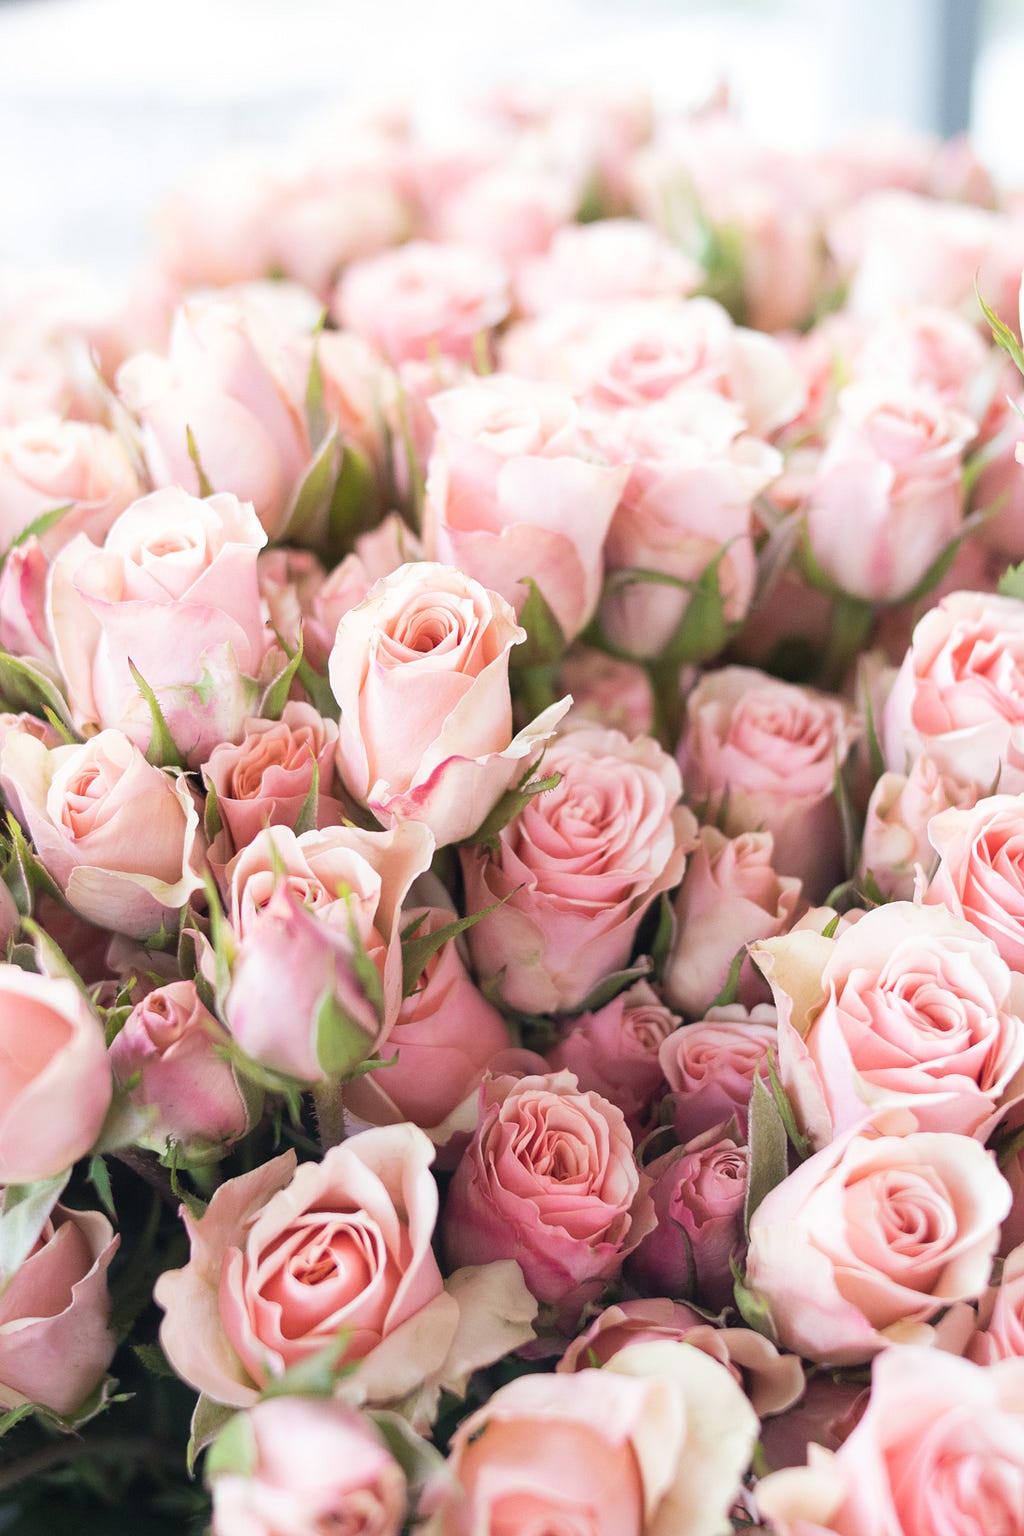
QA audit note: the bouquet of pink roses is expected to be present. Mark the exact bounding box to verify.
[4,86,1024,1536]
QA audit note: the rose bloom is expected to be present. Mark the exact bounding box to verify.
[333,239,510,365]
[558,1297,804,1419]
[757,1346,1024,1536]
[444,1069,655,1317]
[744,1127,1011,1366]
[424,1341,758,1536]
[0,727,205,938]
[0,415,140,556]
[664,826,802,1018]
[109,979,251,1161]
[752,900,1024,1148]
[514,217,700,316]
[858,755,975,900]
[0,1203,118,1418]
[546,978,680,1131]
[208,1397,408,1536]
[658,1005,778,1143]
[48,487,270,767]
[155,1125,536,1414]
[557,645,656,737]
[882,589,1024,795]
[924,793,1024,971]
[678,665,859,899]
[422,373,628,644]
[0,538,55,668]
[462,725,695,1016]
[0,966,112,1184]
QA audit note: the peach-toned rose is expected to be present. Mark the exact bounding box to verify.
[329,561,569,848]
[0,966,112,1183]
[155,1126,536,1417]
[859,755,975,900]
[0,1204,118,1417]
[744,1127,1011,1366]
[48,488,270,767]
[924,793,1024,971]
[0,727,205,938]
[658,1006,778,1143]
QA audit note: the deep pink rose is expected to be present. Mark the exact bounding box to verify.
[444,1069,655,1317]
[658,1005,778,1143]
[48,487,270,767]
[745,1127,1011,1365]
[329,561,569,848]
[0,1204,118,1417]
[461,725,695,1015]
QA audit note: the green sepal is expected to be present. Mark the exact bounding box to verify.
[293,759,320,837]
[258,628,305,720]
[315,988,376,1079]
[467,765,561,852]
[400,900,508,998]
[0,502,73,570]
[708,946,745,1010]
[0,650,76,732]
[326,442,377,562]
[186,426,214,497]
[512,577,567,669]
[127,661,184,768]
[731,1257,776,1340]
[0,1170,70,1291]
[978,285,1024,378]
[999,560,1024,601]
[188,1393,237,1476]
[259,1331,355,1401]
[764,1049,812,1160]
[205,1410,259,1483]
[744,1071,790,1237]
[87,1154,116,1219]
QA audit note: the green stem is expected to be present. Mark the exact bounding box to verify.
[514,663,557,723]
[647,660,685,755]
[0,1434,181,1494]
[821,595,874,691]
[312,1082,347,1150]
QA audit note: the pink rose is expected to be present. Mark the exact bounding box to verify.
[0,966,112,1183]
[431,163,578,264]
[0,1204,118,1417]
[329,561,569,848]
[924,793,1024,970]
[342,905,512,1153]
[303,514,425,671]
[109,980,251,1160]
[48,487,270,767]
[744,1127,1011,1365]
[628,1126,749,1312]
[678,665,860,898]
[882,590,1024,794]
[515,218,700,316]
[557,646,655,737]
[333,240,510,365]
[664,826,802,1018]
[208,1397,407,1536]
[967,1240,1024,1365]
[0,727,205,938]
[0,539,55,667]
[155,1126,536,1415]
[426,1342,758,1536]
[752,901,1024,1147]
[658,1006,778,1143]
[0,416,140,558]
[757,1347,1024,1536]
[859,755,975,900]
[423,374,628,644]
[444,1069,654,1317]
[558,1298,804,1419]
[547,978,680,1129]
[461,725,695,1015]
[805,380,975,603]
[202,701,342,872]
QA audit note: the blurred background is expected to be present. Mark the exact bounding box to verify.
[0,0,1019,275]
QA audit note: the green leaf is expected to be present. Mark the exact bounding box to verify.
[0,1170,70,1289]
[468,767,561,851]
[127,661,184,768]
[0,1402,36,1437]
[4,811,62,913]
[186,425,214,497]
[708,946,745,1010]
[862,686,885,784]
[601,550,734,668]
[744,1072,790,1236]
[649,893,675,984]
[0,651,76,731]
[260,1332,354,1400]
[978,285,1024,378]
[188,1393,237,1476]
[833,756,859,882]
[206,1410,259,1482]
[400,900,508,998]
[573,956,654,1014]
[512,577,567,669]
[87,1155,116,1219]
[0,503,73,569]
[326,443,376,561]
[293,758,320,837]
[131,1341,177,1379]
[203,777,223,842]
[999,561,1024,601]
[304,312,329,448]
[259,629,305,720]
[764,1049,812,1159]
[820,910,841,939]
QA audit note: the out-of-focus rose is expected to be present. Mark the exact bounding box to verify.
[967,1240,1024,1364]
[678,665,859,899]
[515,217,700,316]
[757,1347,1024,1536]
[425,1341,758,1536]
[462,725,695,1016]
[0,1204,118,1417]
[208,1397,408,1536]
[0,727,205,938]
[744,1127,1011,1365]
[333,240,510,365]
[558,1298,804,1418]
[753,901,1024,1147]
[664,826,802,1018]
[0,416,140,557]
[303,514,425,671]
[202,702,342,872]
[48,488,270,767]
[0,966,112,1183]
[329,561,569,848]
[858,755,975,900]
[558,645,656,737]
[658,1006,777,1143]
[423,374,627,643]
[432,161,579,265]
[155,1126,536,1414]
[444,1069,654,1317]
[547,979,680,1130]
[882,590,1024,794]
[0,539,55,667]
[628,1126,748,1312]
[109,979,251,1160]
[924,793,1024,970]
[342,905,512,1153]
